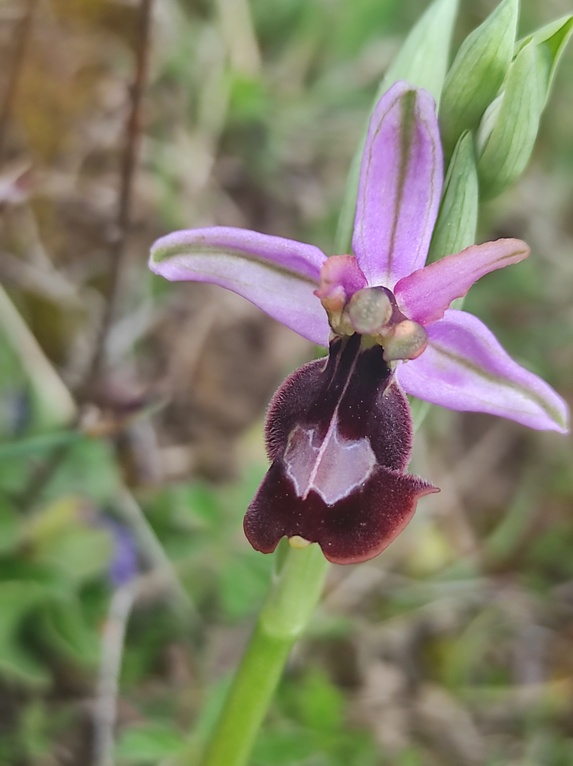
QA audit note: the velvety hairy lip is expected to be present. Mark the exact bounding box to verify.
[244,335,437,564]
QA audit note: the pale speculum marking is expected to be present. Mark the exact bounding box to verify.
[283,421,376,505]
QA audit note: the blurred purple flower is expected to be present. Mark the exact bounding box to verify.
[149,82,568,563]
[102,517,139,587]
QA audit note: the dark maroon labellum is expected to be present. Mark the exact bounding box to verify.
[244,334,438,564]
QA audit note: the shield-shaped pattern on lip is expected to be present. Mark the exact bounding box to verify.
[244,334,438,564]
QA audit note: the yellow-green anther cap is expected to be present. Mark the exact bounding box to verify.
[347,287,393,335]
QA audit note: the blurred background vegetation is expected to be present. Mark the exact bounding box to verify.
[0,0,572,764]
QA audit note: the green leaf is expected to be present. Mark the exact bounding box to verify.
[295,670,344,732]
[516,14,573,107]
[115,722,186,765]
[0,496,21,553]
[428,131,478,263]
[477,41,542,200]
[0,560,92,686]
[439,0,519,157]
[0,559,71,597]
[44,438,120,505]
[183,483,224,528]
[0,633,50,687]
[37,599,99,665]
[0,582,52,687]
[219,552,272,621]
[0,430,83,460]
[253,729,313,766]
[35,526,112,584]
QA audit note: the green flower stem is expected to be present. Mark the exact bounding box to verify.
[200,543,330,766]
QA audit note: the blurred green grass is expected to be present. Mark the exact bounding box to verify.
[0,0,572,764]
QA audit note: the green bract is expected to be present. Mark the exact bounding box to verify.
[439,0,518,158]
[475,12,573,200]
[477,41,541,200]
[428,131,478,264]
[517,14,573,107]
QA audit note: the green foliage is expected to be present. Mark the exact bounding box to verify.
[0,496,20,553]
[252,669,379,766]
[0,501,112,687]
[115,722,188,765]
[219,552,273,621]
[0,384,117,741]
[227,74,270,125]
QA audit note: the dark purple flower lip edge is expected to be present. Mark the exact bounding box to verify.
[244,334,438,565]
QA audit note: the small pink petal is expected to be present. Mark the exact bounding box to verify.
[397,310,569,432]
[150,226,330,346]
[352,82,443,287]
[314,255,367,306]
[395,239,530,325]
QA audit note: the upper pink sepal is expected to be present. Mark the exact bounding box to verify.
[352,82,443,287]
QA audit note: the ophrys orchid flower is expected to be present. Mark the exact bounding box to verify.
[150,82,568,564]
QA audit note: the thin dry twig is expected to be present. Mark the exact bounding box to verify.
[92,561,197,766]
[83,0,154,392]
[92,583,138,766]
[114,486,196,617]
